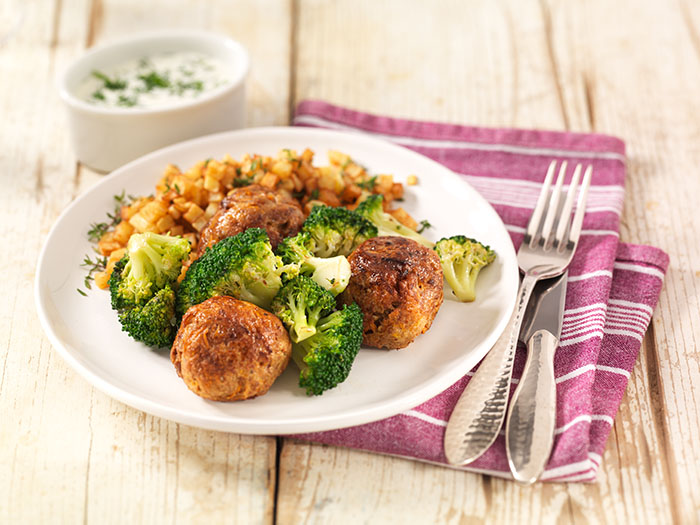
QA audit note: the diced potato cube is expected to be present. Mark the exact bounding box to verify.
[406,174,418,185]
[156,214,175,233]
[168,205,181,220]
[191,215,209,232]
[318,166,345,193]
[113,220,134,245]
[345,164,363,178]
[280,178,295,192]
[377,174,394,193]
[271,160,292,178]
[259,172,279,189]
[328,150,350,167]
[318,189,341,207]
[388,207,418,229]
[139,200,168,223]
[98,239,124,255]
[291,173,304,192]
[183,233,197,246]
[128,213,150,233]
[183,203,204,224]
[204,202,219,218]
[304,177,319,193]
[204,174,219,192]
[341,183,363,202]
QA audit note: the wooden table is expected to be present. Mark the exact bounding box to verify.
[3,1,698,523]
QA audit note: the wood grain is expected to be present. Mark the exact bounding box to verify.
[0,0,290,523]
[280,0,698,523]
[1,0,698,523]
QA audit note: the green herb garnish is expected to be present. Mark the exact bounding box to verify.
[139,71,170,90]
[416,219,433,234]
[174,80,203,94]
[91,90,105,101]
[233,176,254,187]
[117,94,137,107]
[92,70,127,90]
[79,252,107,292]
[357,176,377,191]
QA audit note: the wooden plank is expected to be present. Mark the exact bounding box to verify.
[75,1,292,523]
[280,0,691,522]
[0,0,291,523]
[0,1,97,522]
[543,1,700,523]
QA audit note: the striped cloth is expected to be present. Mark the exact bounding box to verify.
[290,100,669,482]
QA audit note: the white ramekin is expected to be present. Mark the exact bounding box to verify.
[59,31,249,172]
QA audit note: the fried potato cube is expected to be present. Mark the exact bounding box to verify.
[328,150,351,167]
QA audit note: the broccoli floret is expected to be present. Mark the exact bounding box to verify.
[118,287,178,348]
[271,275,336,343]
[176,228,285,315]
[355,194,434,248]
[292,303,364,395]
[109,232,191,310]
[276,232,351,296]
[108,232,189,347]
[302,204,377,257]
[435,235,496,302]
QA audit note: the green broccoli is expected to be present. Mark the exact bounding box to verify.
[276,232,351,296]
[301,204,377,257]
[271,275,336,343]
[108,232,189,347]
[109,232,191,310]
[434,235,496,302]
[117,287,178,348]
[176,228,286,315]
[291,303,364,395]
[355,194,434,248]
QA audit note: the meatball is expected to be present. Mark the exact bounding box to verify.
[171,295,291,401]
[341,236,443,350]
[196,184,304,257]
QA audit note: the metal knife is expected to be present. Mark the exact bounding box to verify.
[505,271,568,484]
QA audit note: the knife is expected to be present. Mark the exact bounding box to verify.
[505,271,568,484]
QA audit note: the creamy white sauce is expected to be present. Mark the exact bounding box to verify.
[76,51,234,109]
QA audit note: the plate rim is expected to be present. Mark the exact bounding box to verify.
[34,125,519,434]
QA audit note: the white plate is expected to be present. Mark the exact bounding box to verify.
[35,126,518,434]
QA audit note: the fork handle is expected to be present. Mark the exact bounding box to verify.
[444,273,539,466]
[505,329,558,484]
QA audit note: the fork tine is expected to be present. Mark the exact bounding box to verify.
[539,161,567,247]
[568,165,593,245]
[554,163,583,248]
[526,161,557,243]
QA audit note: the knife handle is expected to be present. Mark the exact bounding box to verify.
[505,329,558,484]
[443,273,539,466]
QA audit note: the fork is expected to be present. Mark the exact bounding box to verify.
[443,160,592,471]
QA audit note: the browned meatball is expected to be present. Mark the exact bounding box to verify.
[171,295,291,401]
[341,236,443,350]
[196,184,304,257]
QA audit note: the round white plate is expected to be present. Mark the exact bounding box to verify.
[35,126,518,434]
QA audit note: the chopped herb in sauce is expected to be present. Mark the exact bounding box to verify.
[138,71,170,90]
[92,70,127,90]
[80,52,234,109]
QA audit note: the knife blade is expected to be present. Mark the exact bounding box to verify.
[505,271,568,483]
[520,271,568,342]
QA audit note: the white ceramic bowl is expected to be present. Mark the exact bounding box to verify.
[59,31,249,172]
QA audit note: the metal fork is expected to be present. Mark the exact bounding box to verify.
[443,160,592,470]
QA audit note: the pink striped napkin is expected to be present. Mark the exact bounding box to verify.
[289,100,669,482]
